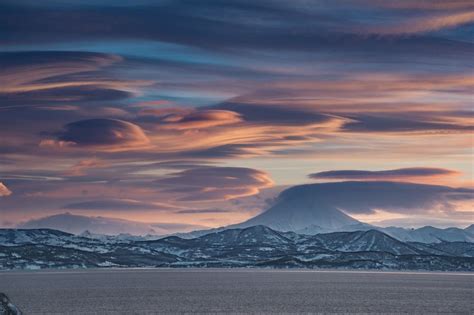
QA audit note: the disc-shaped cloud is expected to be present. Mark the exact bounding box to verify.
[49,119,149,151]
[278,181,473,215]
[309,167,459,182]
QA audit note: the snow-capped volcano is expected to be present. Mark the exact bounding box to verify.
[229,183,363,232]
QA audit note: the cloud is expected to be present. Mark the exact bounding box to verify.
[64,158,106,176]
[357,11,474,35]
[364,0,474,10]
[154,166,273,201]
[0,182,12,196]
[150,222,209,232]
[175,208,232,214]
[342,114,473,133]
[0,51,147,107]
[0,0,472,230]
[309,167,460,182]
[279,181,473,215]
[62,198,176,211]
[139,108,242,130]
[130,103,345,158]
[211,103,334,125]
[43,119,150,151]
[3,1,473,56]
[0,51,120,92]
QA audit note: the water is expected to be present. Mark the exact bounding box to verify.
[0,269,472,314]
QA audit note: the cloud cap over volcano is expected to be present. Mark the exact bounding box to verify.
[232,181,473,232]
[309,167,460,183]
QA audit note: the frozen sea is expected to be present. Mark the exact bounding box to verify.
[0,269,472,314]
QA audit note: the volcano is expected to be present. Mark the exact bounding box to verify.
[229,183,365,233]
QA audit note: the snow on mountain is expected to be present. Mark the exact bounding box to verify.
[381,226,474,243]
[0,228,112,253]
[1,226,473,271]
[310,230,422,255]
[18,213,165,236]
[464,224,474,234]
[0,228,77,246]
[196,225,294,247]
[229,184,361,232]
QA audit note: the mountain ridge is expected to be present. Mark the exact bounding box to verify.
[1,225,472,271]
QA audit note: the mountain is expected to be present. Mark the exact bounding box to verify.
[1,226,472,271]
[308,230,422,255]
[228,184,362,232]
[18,213,162,235]
[0,228,81,246]
[464,224,474,234]
[18,213,208,236]
[407,241,474,257]
[381,226,474,243]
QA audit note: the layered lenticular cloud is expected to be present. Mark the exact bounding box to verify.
[279,181,473,215]
[310,168,460,182]
[0,0,472,228]
[0,51,145,107]
[154,166,274,201]
[42,119,150,151]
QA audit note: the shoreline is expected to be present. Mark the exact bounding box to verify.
[1,267,473,276]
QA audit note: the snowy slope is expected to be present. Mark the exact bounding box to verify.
[230,184,361,232]
[382,226,474,243]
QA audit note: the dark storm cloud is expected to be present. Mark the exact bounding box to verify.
[309,167,459,181]
[279,181,473,215]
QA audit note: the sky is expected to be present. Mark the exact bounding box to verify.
[0,0,473,230]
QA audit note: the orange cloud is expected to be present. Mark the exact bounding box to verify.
[236,74,474,112]
[0,182,12,197]
[141,108,242,130]
[64,158,107,176]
